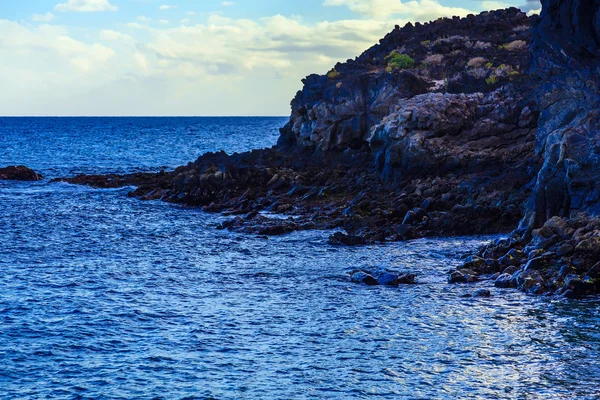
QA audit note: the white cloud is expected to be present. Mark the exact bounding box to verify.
[32,12,56,22]
[3,1,490,115]
[125,22,148,29]
[481,0,513,10]
[222,1,236,6]
[55,0,118,12]
[159,5,177,10]
[323,0,472,20]
[99,29,134,43]
[0,21,115,69]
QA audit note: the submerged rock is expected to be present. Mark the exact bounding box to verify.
[350,269,416,286]
[351,271,379,286]
[328,232,368,246]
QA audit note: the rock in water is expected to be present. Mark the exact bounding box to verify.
[351,271,379,286]
[0,166,43,181]
[328,232,367,246]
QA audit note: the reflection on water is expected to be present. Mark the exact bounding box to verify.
[1,181,599,399]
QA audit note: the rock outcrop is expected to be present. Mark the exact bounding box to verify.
[279,8,534,154]
[0,166,43,181]
[450,0,600,297]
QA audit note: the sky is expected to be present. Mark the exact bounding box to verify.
[0,0,540,116]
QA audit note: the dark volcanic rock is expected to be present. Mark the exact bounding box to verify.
[452,0,600,296]
[351,269,417,286]
[280,8,534,152]
[0,166,42,181]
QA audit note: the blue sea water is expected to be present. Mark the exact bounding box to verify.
[1,117,599,399]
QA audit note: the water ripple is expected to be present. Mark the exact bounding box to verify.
[1,118,600,398]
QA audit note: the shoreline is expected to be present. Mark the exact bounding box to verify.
[8,2,600,298]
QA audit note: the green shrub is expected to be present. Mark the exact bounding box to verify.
[421,40,431,46]
[486,75,499,85]
[485,62,494,68]
[499,40,527,51]
[327,69,340,79]
[385,51,415,71]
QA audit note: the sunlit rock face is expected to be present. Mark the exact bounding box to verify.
[522,0,600,228]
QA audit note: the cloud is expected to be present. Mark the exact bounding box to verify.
[99,29,134,43]
[222,1,236,6]
[3,1,491,115]
[480,0,513,9]
[136,14,392,79]
[0,20,115,84]
[159,5,177,10]
[322,0,472,20]
[125,22,148,29]
[55,0,118,12]
[519,0,541,12]
[32,12,56,22]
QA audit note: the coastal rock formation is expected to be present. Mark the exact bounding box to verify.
[56,3,600,297]
[0,166,42,181]
[451,0,600,296]
[369,87,536,181]
[61,8,540,245]
[279,8,534,152]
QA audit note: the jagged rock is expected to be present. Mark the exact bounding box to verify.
[369,88,536,180]
[495,273,516,288]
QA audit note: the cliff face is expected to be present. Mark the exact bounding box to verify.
[522,0,600,228]
[452,0,600,297]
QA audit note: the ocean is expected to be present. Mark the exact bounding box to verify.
[1,117,599,399]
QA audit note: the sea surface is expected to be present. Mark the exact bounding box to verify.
[1,117,599,399]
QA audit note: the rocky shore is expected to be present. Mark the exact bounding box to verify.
[449,0,600,297]
[57,2,600,296]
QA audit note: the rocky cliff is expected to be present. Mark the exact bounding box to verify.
[451,0,600,297]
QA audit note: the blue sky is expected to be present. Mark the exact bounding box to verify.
[0,0,538,116]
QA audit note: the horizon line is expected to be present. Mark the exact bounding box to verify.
[0,115,289,118]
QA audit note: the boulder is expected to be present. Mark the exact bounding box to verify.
[0,166,42,181]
